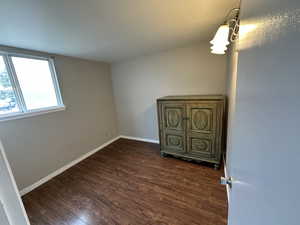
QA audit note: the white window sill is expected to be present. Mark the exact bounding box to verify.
[0,105,66,122]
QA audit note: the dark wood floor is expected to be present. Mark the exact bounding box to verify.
[22,138,227,225]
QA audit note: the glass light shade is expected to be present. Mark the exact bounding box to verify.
[210,43,228,54]
[210,24,230,46]
[210,45,228,51]
[210,24,230,55]
[211,48,226,54]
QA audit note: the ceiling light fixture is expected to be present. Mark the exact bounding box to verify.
[210,8,240,55]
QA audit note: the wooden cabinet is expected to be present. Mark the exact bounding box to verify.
[157,95,225,169]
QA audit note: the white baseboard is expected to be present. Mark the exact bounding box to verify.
[119,135,159,144]
[20,136,120,196]
[20,135,158,196]
[224,162,230,203]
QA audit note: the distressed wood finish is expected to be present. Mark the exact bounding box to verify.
[157,95,225,169]
[22,138,227,225]
[161,102,186,154]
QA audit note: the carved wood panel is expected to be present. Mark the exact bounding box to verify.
[164,107,184,131]
[160,103,186,153]
[188,136,215,159]
[191,108,212,132]
[191,138,211,153]
[186,102,218,159]
[166,134,184,151]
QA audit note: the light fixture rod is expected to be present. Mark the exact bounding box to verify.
[226,8,240,43]
[224,8,240,23]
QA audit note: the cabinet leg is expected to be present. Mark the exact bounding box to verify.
[160,152,166,157]
[214,164,220,170]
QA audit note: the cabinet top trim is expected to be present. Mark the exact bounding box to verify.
[157,95,225,101]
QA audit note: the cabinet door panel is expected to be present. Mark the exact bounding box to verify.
[190,108,213,133]
[161,102,186,154]
[186,102,218,160]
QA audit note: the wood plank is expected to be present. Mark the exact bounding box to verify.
[22,138,227,225]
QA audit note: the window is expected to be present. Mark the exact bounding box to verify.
[0,52,64,121]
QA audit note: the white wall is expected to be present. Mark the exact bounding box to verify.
[0,46,118,190]
[111,42,227,140]
[0,141,30,225]
[227,0,300,224]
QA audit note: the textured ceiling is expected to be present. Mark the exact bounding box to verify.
[0,0,239,62]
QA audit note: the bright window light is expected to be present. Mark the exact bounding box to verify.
[12,57,58,110]
[0,52,64,121]
[0,56,20,115]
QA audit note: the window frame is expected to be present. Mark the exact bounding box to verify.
[0,51,65,122]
